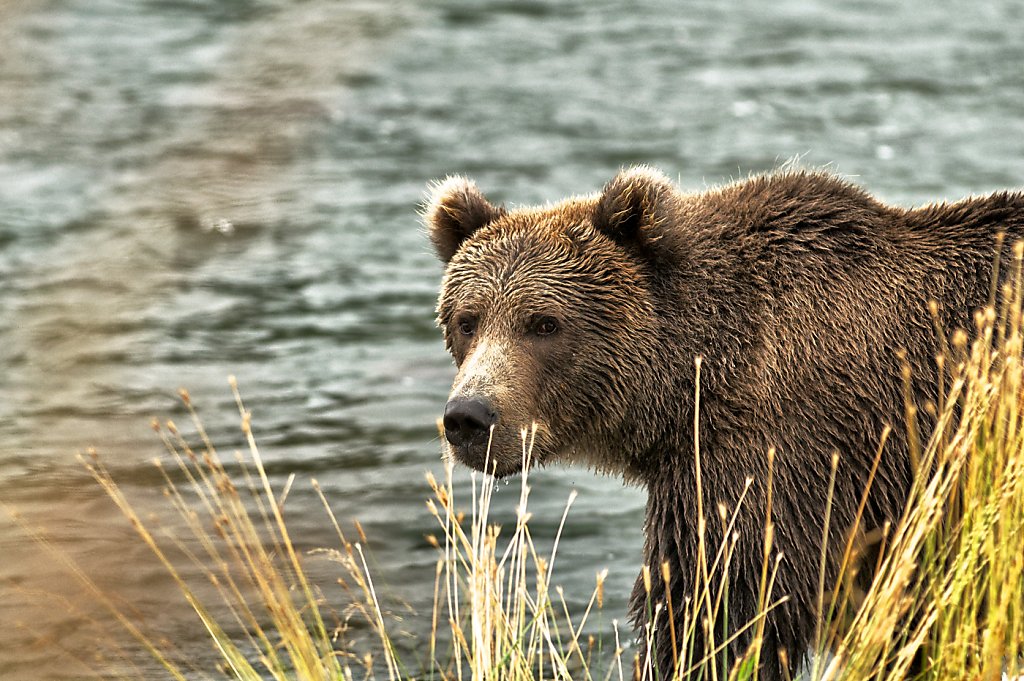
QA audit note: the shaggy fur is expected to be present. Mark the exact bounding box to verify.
[425,166,1024,680]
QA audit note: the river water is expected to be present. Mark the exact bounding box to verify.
[1,1,1023,678]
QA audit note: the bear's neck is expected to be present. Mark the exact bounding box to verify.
[623,310,765,485]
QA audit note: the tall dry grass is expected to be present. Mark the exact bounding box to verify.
[53,247,1024,680]
[820,244,1024,681]
[73,382,635,680]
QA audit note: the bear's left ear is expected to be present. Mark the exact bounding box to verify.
[593,166,677,251]
[424,176,505,263]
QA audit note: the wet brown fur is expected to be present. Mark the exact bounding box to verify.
[425,167,1024,679]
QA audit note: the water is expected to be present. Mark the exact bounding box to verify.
[1,0,1023,677]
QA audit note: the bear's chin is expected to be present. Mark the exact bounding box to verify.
[449,443,525,479]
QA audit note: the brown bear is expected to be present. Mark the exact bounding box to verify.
[424,166,1024,680]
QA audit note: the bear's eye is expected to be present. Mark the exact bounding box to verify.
[533,316,560,337]
[455,316,477,336]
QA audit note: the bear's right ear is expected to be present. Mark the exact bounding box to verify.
[593,166,677,252]
[424,176,505,263]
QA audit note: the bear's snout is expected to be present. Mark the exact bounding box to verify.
[442,396,497,449]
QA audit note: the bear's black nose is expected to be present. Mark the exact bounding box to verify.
[443,397,497,446]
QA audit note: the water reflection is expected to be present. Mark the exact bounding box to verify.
[0,3,436,678]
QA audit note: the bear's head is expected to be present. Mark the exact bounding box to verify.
[425,167,679,478]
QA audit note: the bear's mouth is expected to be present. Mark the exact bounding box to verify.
[447,441,525,479]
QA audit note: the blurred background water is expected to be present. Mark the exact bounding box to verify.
[1,0,1023,678]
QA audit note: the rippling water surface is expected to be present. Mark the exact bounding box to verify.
[2,1,1024,678]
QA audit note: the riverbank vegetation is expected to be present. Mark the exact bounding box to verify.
[76,248,1024,680]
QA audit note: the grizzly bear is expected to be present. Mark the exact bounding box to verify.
[425,166,1024,680]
